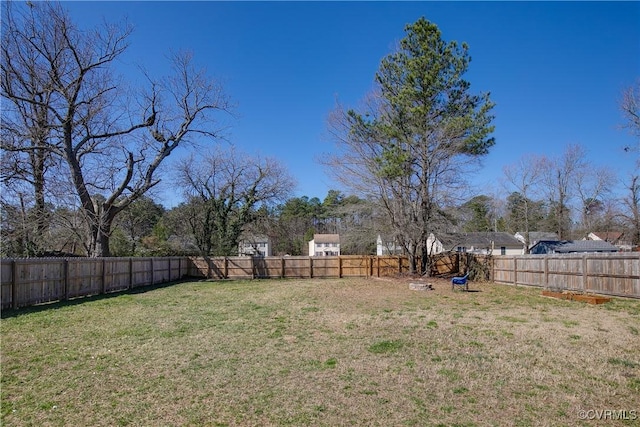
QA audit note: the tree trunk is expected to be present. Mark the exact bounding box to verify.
[33,148,48,253]
[89,226,111,257]
[405,240,417,274]
[421,244,429,277]
[88,209,115,257]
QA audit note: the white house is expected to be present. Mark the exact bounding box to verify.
[427,232,525,255]
[238,235,271,257]
[308,234,340,256]
[425,233,448,255]
[376,234,404,256]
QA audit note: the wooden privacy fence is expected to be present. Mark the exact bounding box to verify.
[186,255,416,279]
[1,257,188,309]
[1,255,426,309]
[8,252,636,309]
[492,253,640,299]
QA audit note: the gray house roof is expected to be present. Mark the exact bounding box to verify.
[529,232,560,241]
[312,234,340,244]
[530,240,618,254]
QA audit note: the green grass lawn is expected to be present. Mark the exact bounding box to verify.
[2,278,639,426]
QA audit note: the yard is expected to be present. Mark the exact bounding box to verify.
[2,277,639,426]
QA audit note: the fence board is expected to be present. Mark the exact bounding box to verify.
[104,258,132,293]
[431,253,459,276]
[226,257,254,279]
[375,256,402,277]
[253,257,284,278]
[340,256,370,277]
[67,258,102,298]
[310,257,340,278]
[282,256,311,279]
[1,261,14,308]
[187,257,221,279]
[14,259,65,307]
[131,258,153,288]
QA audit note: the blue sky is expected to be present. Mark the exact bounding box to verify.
[61,1,639,207]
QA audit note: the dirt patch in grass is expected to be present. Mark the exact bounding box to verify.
[2,277,639,426]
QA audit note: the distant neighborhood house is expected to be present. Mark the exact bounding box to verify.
[426,232,524,255]
[376,234,404,256]
[308,234,340,256]
[586,231,633,252]
[238,235,272,257]
[529,240,618,254]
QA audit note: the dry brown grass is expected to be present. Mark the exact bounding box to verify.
[2,277,639,426]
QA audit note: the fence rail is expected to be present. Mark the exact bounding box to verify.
[492,253,640,298]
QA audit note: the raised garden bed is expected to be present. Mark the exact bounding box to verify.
[541,290,611,305]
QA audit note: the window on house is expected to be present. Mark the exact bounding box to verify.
[501,247,506,255]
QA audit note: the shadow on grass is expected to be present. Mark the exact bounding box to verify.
[0,277,204,319]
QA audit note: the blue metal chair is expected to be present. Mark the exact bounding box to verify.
[451,273,469,291]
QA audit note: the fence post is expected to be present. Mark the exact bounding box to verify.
[281,257,285,279]
[129,258,133,289]
[513,256,518,286]
[224,257,228,279]
[582,254,587,292]
[11,260,17,310]
[309,257,313,278]
[489,256,494,282]
[101,258,106,295]
[339,257,343,278]
[63,259,69,301]
[150,257,154,286]
[544,256,549,288]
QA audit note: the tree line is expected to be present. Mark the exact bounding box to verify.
[3,173,637,259]
[2,3,638,265]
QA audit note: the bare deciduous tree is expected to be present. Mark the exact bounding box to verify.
[619,80,640,246]
[621,175,640,246]
[502,154,546,252]
[1,2,61,255]
[176,147,295,256]
[539,144,587,239]
[621,79,640,148]
[1,2,231,256]
[575,165,616,234]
